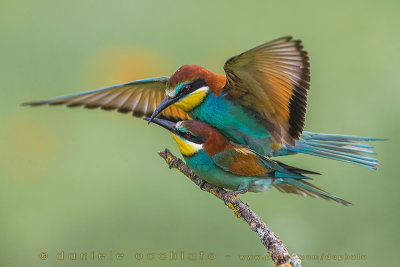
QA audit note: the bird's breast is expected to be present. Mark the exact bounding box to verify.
[190,94,275,155]
[183,150,274,192]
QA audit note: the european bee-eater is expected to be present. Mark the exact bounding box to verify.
[23,36,382,169]
[145,117,350,205]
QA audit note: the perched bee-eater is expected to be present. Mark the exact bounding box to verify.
[145,117,351,205]
[23,36,382,169]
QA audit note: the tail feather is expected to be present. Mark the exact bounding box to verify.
[275,179,351,206]
[274,160,321,175]
[301,131,385,142]
[287,131,384,170]
[303,140,376,154]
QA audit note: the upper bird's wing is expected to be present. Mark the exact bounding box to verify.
[223,36,310,145]
[212,146,272,177]
[22,77,190,122]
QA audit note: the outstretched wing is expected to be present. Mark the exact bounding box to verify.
[22,77,190,122]
[223,36,310,145]
[212,147,272,177]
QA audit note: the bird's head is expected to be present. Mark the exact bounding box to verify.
[147,65,226,123]
[144,117,230,157]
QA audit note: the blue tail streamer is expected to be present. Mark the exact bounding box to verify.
[287,131,385,170]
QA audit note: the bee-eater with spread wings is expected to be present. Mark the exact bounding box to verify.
[23,36,382,169]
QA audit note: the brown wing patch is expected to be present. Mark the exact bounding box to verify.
[212,147,269,177]
[224,36,310,145]
[229,148,268,176]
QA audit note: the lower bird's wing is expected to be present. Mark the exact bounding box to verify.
[22,77,190,122]
[212,144,316,179]
[212,147,270,177]
[212,142,349,205]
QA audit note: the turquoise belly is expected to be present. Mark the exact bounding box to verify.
[184,150,273,192]
[190,93,274,155]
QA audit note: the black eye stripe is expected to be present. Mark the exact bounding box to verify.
[190,78,207,90]
[177,78,207,97]
[177,131,205,144]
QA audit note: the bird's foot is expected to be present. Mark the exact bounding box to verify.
[223,187,248,204]
[199,180,207,190]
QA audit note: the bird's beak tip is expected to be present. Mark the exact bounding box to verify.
[143,117,153,125]
[146,115,156,125]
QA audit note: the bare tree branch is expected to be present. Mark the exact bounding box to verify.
[158,148,301,267]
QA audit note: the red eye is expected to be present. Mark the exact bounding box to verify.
[182,85,191,93]
[185,132,192,138]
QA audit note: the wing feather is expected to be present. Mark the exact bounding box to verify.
[224,36,310,145]
[22,77,191,122]
[212,147,270,177]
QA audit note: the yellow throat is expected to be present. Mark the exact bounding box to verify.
[173,87,209,112]
[171,133,203,156]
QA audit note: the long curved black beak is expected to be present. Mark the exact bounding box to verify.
[143,117,177,134]
[147,96,177,124]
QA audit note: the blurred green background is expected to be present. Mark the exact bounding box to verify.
[1,0,399,266]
